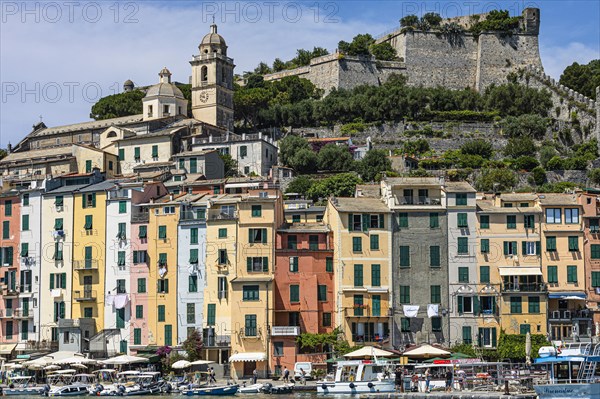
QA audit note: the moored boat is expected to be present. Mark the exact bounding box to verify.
[47,374,96,397]
[260,383,294,394]
[317,359,395,394]
[1,376,46,396]
[238,383,263,394]
[181,384,239,396]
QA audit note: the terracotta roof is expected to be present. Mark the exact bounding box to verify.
[0,146,73,163]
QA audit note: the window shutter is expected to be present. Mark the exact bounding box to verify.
[362,214,369,231]
[263,257,269,272]
[492,297,497,315]
[59,302,65,319]
[536,241,541,255]
[491,328,497,347]
[82,194,86,208]
[247,258,252,272]
[6,247,13,265]
[379,214,384,228]
[164,279,169,293]
[91,193,96,207]
[477,329,483,347]
[262,228,267,244]
[61,273,66,289]
[133,251,139,264]
[503,241,508,255]
[473,296,480,315]
[50,274,55,290]
[457,296,463,314]
[522,241,527,255]
[348,214,353,232]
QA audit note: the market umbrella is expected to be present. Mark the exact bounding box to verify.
[53,357,97,365]
[72,364,88,369]
[189,360,215,365]
[449,352,471,359]
[44,365,61,371]
[171,360,192,369]
[525,332,532,367]
[344,346,395,358]
[100,355,149,365]
[403,344,451,359]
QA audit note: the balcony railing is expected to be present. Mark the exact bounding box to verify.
[131,213,149,223]
[20,257,35,267]
[352,334,389,344]
[0,309,13,317]
[19,284,32,293]
[549,309,591,321]
[73,260,99,270]
[73,290,97,301]
[271,326,301,336]
[208,210,238,221]
[13,309,31,318]
[1,287,19,297]
[180,211,206,222]
[395,196,442,206]
[502,283,547,293]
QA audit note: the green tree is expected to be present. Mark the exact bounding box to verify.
[370,42,397,61]
[484,83,552,117]
[589,168,600,186]
[285,176,314,195]
[475,168,517,191]
[317,144,355,171]
[460,139,493,158]
[539,145,557,168]
[245,74,266,89]
[307,173,362,201]
[512,156,539,171]
[254,62,272,75]
[233,87,271,127]
[400,15,419,28]
[357,149,391,182]
[503,136,536,158]
[402,139,430,156]
[338,34,375,56]
[272,58,286,72]
[219,153,238,177]
[279,135,310,167]
[560,59,600,100]
[502,114,548,139]
[0,148,6,160]
[421,12,442,28]
[90,90,145,120]
[531,166,547,186]
[291,149,318,174]
[497,333,550,361]
[182,329,204,362]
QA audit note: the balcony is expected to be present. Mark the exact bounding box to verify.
[502,283,547,293]
[344,306,388,318]
[131,213,149,223]
[19,284,32,294]
[1,286,19,297]
[549,309,591,321]
[0,309,14,318]
[208,209,238,221]
[13,309,31,319]
[20,257,35,268]
[180,211,206,223]
[73,290,97,301]
[352,334,389,344]
[394,195,442,206]
[73,260,99,271]
[271,326,301,336]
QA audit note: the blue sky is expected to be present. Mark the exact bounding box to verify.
[1,0,598,147]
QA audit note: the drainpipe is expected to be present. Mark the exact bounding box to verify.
[266,280,270,378]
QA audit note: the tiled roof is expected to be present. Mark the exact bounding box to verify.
[537,193,579,206]
[331,197,390,213]
[445,182,476,193]
[29,115,144,137]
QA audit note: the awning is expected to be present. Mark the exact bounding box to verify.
[229,353,267,362]
[135,353,160,363]
[498,267,542,276]
[224,183,261,189]
[0,344,16,354]
[549,292,586,299]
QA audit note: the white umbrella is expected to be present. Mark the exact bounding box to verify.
[53,356,96,365]
[44,365,61,371]
[100,355,149,365]
[171,360,191,369]
[525,332,532,366]
[72,364,88,369]
[403,344,451,359]
[5,363,23,369]
[344,346,395,358]
[189,360,215,365]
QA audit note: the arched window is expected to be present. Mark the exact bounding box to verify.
[201,66,208,83]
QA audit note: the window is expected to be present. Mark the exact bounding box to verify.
[592,245,600,259]
[157,279,169,293]
[240,145,248,158]
[401,318,410,332]
[520,324,531,335]
[353,295,364,316]
[218,228,227,239]
[84,215,93,230]
[289,257,299,272]
[457,213,468,228]
[547,266,558,283]
[430,213,439,228]
[546,208,562,224]
[133,251,147,264]
[316,215,323,222]
[456,193,467,205]
[318,285,327,301]
[20,243,28,257]
[322,313,332,327]
[353,264,363,287]
[287,235,297,250]
[158,226,167,239]
[565,208,579,224]
[480,266,490,283]
[218,277,228,299]
[243,285,260,301]
[350,214,363,231]
[190,158,197,173]
[164,325,172,346]
[591,219,600,233]
[567,265,578,283]
[151,145,158,159]
[53,242,63,261]
[523,241,539,256]
[245,315,257,336]
[506,215,516,229]
[189,275,198,292]
[251,205,262,217]
[163,206,175,214]
[84,307,93,318]
[400,246,410,267]
[326,257,333,272]
[292,215,301,223]
[273,342,283,357]
[187,228,198,245]
[158,305,165,322]
[528,296,540,313]
[119,201,127,214]
[158,253,167,266]
[4,200,12,216]
[138,226,147,239]
[83,193,96,208]
[399,286,410,304]
[118,149,124,161]
[370,235,379,250]
[308,235,319,250]
[504,241,518,255]
[23,194,29,206]
[249,228,267,244]
[480,215,489,229]
[20,214,29,231]
[546,236,557,251]
[207,304,216,325]
[480,296,495,315]
[134,328,142,345]
[218,249,227,265]
[457,237,469,254]
[398,213,408,228]
[55,196,64,208]
[352,237,362,252]
[431,317,442,332]
[430,285,441,304]
[524,214,535,228]
[54,218,64,232]
[479,328,497,348]
[463,326,472,344]
[430,246,440,267]
[370,214,384,229]
[134,147,140,161]
[458,267,469,282]
[116,309,127,330]
[136,305,143,319]
[510,297,522,314]
[481,239,490,253]
[117,223,126,240]
[187,303,196,324]
[246,257,268,272]
[593,272,600,287]
[117,251,126,267]
[372,295,381,316]
[457,296,473,314]
[568,236,579,252]
[371,264,381,286]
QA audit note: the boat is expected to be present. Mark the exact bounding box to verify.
[238,383,264,393]
[260,383,294,394]
[534,342,600,399]
[47,374,96,396]
[117,372,170,396]
[89,369,119,396]
[317,359,395,394]
[181,384,239,396]
[1,376,47,396]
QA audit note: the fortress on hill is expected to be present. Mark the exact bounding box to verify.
[264,8,543,93]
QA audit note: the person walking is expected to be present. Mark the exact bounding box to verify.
[300,368,307,385]
[425,368,431,393]
[394,366,403,393]
[252,369,258,384]
[283,367,290,383]
[445,368,453,392]
[209,367,217,385]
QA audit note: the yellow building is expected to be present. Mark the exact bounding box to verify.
[476,194,547,341]
[72,181,113,333]
[325,197,392,346]
[539,194,587,340]
[145,194,180,347]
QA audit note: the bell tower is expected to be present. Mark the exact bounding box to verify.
[190,24,235,131]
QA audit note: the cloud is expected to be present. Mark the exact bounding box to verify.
[540,42,599,80]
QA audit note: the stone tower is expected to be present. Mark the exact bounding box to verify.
[522,8,540,34]
[190,24,235,131]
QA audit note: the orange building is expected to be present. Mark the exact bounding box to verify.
[580,190,600,333]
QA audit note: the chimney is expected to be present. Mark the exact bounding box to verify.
[6,143,12,153]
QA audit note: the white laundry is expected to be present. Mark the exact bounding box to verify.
[113,294,129,309]
[50,289,62,298]
[402,305,419,318]
[158,267,167,278]
[427,304,439,318]
[105,294,114,306]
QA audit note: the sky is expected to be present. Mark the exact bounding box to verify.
[1,0,599,148]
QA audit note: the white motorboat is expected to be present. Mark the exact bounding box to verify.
[534,343,600,399]
[2,376,46,396]
[317,359,395,394]
[238,383,264,393]
[47,374,95,396]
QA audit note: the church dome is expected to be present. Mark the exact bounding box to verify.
[145,67,184,99]
[200,24,227,50]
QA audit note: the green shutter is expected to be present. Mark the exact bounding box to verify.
[247,258,252,272]
[398,213,408,228]
[522,241,527,255]
[22,215,29,230]
[262,228,267,244]
[480,266,490,283]
[371,264,380,286]
[134,147,140,159]
[568,236,579,251]
[152,145,158,158]
[480,215,489,229]
[430,213,439,228]
[158,226,167,239]
[503,241,509,255]
[138,226,147,238]
[50,274,55,290]
[20,243,29,257]
[347,214,353,232]
[547,236,556,251]
[379,214,385,229]
[491,328,497,347]
[354,264,363,287]
[457,213,467,228]
[191,228,198,244]
[507,215,516,229]
[84,215,93,230]
[430,246,440,267]
[207,304,216,325]
[2,221,9,239]
[134,328,142,345]
[164,325,172,346]
[400,246,410,267]
[370,235,379,250]
[262,257,268,272]
[457,296,463,314]
[290,285,299,302]
[326,257,333,272]
[481,239,489,253]
[119,201,127,213]
[372,295,381,316]
[189,249,199,264]
[189,275,198,292]
[158,305,165,322]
